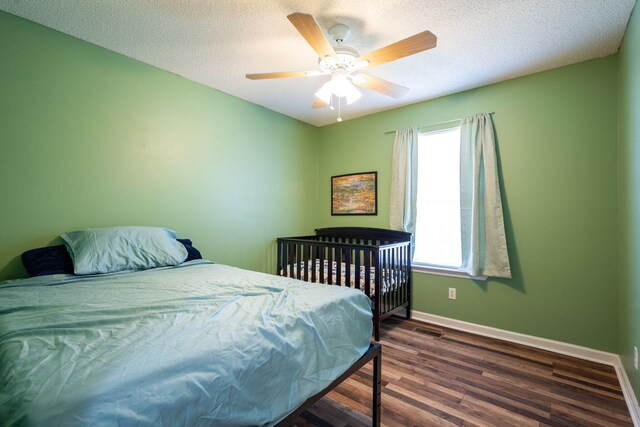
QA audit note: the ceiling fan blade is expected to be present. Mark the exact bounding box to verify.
[357,31,437,68]
[311,98,328,109]
[287,13,336,58]
[353,74,409,98]
[246,70,321,80]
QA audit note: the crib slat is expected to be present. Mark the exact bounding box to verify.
[304,245,308,279]
[287,242,292,278]
[388,247,394,311]
[380,249,385,314]
[394,247,399,310]
[391,249,396,311]
[364,250,371,297]
[355,249,361,290]
[374,252,381,321]
[397,246,401,306]
[296,244,302,280]
[345,248,351,288]
[395,246,400,309]
[336,247,342,286]
[404,245,409,309]
[319,244,325,283]
[327,246,334,285]
[386,249,392,314]
[300,245,309,282]
[404,244,407,312]
[311,244,317,283]
[384,249,389,314]
[399,246,404,308]
[279,242,285,277]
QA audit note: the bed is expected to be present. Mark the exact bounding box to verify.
[276,227,412,341]
[0,227,381,426]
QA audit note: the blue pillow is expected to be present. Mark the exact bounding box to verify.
[61,227,188,275]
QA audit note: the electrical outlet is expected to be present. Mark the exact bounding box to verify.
[634,346,638,370]
[448,288,456,300]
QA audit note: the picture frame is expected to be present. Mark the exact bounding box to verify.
[331,171,378,215]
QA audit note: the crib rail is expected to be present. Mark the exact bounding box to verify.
[276,228,412,340]
[277,238,377,295]
[276,236,411,316]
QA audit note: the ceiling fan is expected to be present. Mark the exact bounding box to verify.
[246,13,437,119]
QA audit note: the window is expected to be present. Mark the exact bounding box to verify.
[413,126,462,269]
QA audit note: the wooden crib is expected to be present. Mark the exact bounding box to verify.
[276,227,412,340]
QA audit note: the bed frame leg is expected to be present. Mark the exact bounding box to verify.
[374,320,380,341]
[372,347,381,427]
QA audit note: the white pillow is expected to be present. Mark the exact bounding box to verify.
[62,226,188,275]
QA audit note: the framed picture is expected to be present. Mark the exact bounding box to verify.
[331,171,378,215]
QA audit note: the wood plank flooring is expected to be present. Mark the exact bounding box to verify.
[293,318,633,427]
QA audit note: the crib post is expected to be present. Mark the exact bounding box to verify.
[374,252,381,341]
[406,242,412,320]
[276,239,282,276]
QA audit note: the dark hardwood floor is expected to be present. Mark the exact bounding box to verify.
[294,318,633,427]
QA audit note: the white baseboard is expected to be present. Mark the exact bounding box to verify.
[613,355,640,427]
[410,311,617,363]
[410,310,640,426]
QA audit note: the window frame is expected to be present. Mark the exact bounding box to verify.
[412,263,487,280]
[411,123,486,281]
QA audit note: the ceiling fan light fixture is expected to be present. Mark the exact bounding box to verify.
[329,73,361,104]
[344,85,362,105]
[330,73,350,96]
[314,73,362,109]
[314,80,334,104]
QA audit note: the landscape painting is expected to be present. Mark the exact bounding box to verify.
[331,172,378,215]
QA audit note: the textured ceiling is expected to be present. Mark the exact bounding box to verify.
[1,0,635,126]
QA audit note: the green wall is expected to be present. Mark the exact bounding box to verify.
[318,57,619,352]
[618,4,640,401]
[0,7,633,361]
[0,11,319,281]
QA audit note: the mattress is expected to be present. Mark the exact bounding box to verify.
[0,261,372,426]
[281,259,405,294]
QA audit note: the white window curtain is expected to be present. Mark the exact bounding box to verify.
[459,113,511,278]
[390,128,418,240]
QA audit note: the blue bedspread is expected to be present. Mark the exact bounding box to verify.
[0,261,372,426]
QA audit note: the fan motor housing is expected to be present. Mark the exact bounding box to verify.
[328,23,350,43]
[318,45,360,73]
